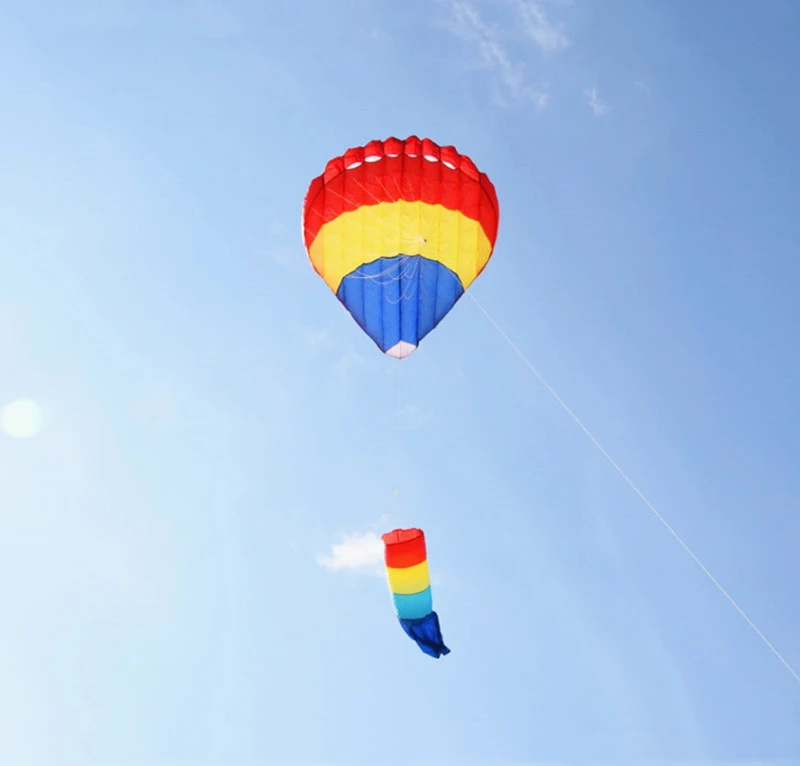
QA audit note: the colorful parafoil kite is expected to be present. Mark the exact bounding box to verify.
[382,527,449,658]
[302,136,500,358]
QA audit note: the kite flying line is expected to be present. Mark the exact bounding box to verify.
[466,289,800,685]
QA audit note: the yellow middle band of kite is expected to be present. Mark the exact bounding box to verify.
[386,560,430,595]
[309,200,493,294]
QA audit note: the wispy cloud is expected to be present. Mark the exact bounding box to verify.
[304,329,329,347]
[511,0,570,52]
[269,246,301,265]
[441,0,552,107]
[335,349,365,383]
[259,218,302,266]
[317,530,385,574]
[584,87,609,116]
[442,1,616,112]
[131,379,180,430]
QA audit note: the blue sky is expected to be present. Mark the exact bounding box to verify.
[2,0,799,764]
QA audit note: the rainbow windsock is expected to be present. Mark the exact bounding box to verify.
[382,528,450,658]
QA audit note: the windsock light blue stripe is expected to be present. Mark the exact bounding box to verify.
[392,587,433,620]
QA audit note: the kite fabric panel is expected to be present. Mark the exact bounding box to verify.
[302,136,500,358]
[382,527,450,658]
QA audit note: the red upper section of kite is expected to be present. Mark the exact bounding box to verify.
[302,136,499,251]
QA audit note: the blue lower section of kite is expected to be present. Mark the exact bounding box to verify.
[399,612,450,659]
[336,255,464,355]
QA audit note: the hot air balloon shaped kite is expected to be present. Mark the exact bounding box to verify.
[302,136,500,357]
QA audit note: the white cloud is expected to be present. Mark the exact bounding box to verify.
[584,87,609,116]
[317,530,385,574]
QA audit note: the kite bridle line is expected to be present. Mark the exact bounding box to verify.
[465,288,800,686]
[395,355,403,504]
[314,158,430,518]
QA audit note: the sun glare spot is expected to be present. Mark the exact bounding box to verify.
[2,399,43,438]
